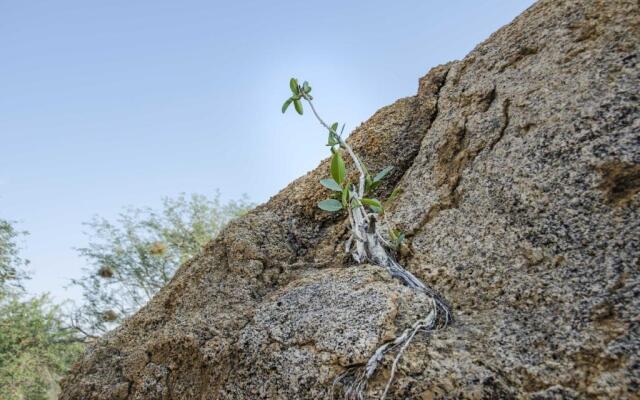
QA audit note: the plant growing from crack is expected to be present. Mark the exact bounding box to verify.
[283,78,452,399]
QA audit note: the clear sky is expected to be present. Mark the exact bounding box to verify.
[0,0,535,304]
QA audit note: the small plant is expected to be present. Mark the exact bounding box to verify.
[282,78,393,214]
[283,78,451,399]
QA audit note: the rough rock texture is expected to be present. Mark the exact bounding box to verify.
[60,0,639,398]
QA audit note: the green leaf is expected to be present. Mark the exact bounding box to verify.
[365,175,374,193]
[294,99,303,115]
[373,166,394,182]
[281,98,292,114]
[320,178,342,192]
[290,78,299,95]
[302,81,310,93]
[327,123,340,146]
[361,198,383,213]
[368,181,381,193]
[318,199,343,212]
[389,228,405,249]
[358,157,372,185]
[327,133,338,146]
[341,186,349,206]
[360,198,381,207]
[331,151,346,184]
[387,187,402,203]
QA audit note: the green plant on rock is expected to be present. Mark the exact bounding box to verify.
[282,78,451,399]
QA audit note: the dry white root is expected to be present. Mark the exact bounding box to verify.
[334,304,438,399]
[302,93,451,400]
[341,196,451,398]
[331,183,451,399]
[336,231,450,399]
[333,296,447,400]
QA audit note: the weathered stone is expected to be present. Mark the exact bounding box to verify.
[60,0,639,398]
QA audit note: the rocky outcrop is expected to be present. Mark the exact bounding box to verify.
[60,0,639,398]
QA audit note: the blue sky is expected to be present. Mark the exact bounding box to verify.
[0,0,535,303]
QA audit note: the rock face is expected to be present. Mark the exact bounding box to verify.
[60,0,639,398]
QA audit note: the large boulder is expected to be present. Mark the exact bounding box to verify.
[60,0,639,398]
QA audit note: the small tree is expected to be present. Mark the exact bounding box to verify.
[283,79,451,399]
[0,219,83,400]
[71,192,253,336]
[0,295,83,400]
[0,219,30,297]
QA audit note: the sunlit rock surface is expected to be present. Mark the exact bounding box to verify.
[60,0,639,398]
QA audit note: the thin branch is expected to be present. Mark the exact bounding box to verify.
[72,325,99,339]
[68,314,100,339]
[302,94,367,199]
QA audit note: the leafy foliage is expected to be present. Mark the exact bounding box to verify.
[282,78,312,115]
[0,218,83,400]
[0,295,83,400]
[0,219,30,297]
[330,151,346,185]
[360,198,383,214]
[282,78,397,217]
[318,199,343,212]
[319,178,342,192]
[389,228,406,250]
[71,192,253,335]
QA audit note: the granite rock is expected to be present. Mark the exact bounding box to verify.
[60,0,639,398]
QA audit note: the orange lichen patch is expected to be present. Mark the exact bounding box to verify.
[435,123,471,190]
[596,161,640,207]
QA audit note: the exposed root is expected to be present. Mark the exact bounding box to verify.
[335,289,449,400]
[333,166,451,400]
[380,301,436,399]
[336,208,451,399]
[300,92,452,399]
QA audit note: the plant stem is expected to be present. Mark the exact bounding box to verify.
[299,90,451,400]
[302,95,367,199]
